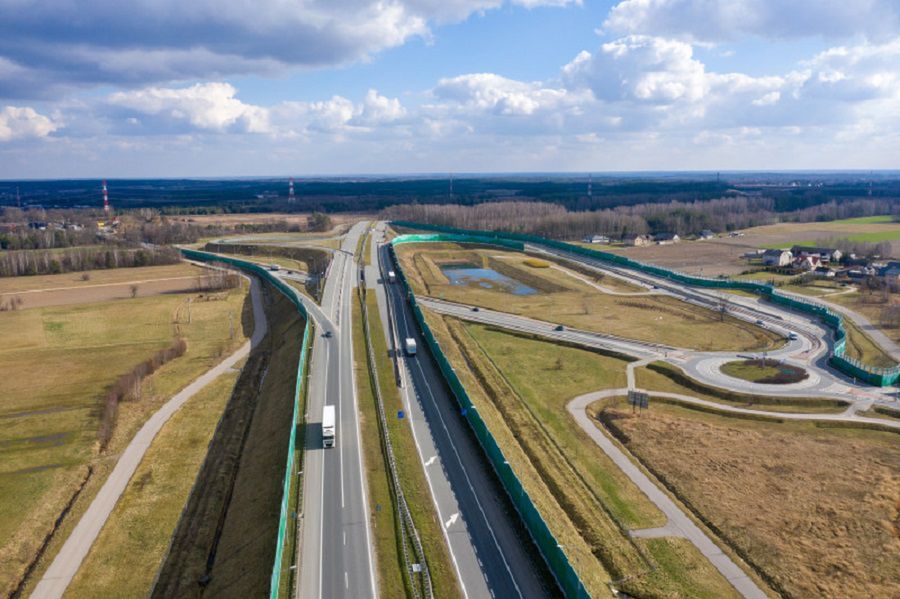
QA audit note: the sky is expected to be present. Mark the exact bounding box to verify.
[1,0,899,178]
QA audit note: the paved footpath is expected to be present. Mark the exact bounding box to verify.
[32,275,267,599]
[567,390,768,599]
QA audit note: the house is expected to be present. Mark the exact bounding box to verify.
[623,234,653,247]
[791,245,842,264]
[762,249,793,267]
[813,266,835,278]
[654,232,680,245]
[698,229,715,240]
[582,234,610,245]
[793,255,821,271]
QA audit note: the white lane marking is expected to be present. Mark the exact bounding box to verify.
[381,247,469,599]
[445,512,459,529]
[410,355,524,598]
[424,455,437,467]
[318,339,328,599]
[345,571,349,589]
[344,531,347,545]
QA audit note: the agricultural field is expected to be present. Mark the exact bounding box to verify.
[0,263,219,309]
[396,243,782,352]
[592,399,900,599]
[603,215,898,276]
[427,314,746,599]
[0,278,249,596]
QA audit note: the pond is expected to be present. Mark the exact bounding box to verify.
[440,264,537,295]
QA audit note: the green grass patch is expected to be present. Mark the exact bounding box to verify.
[719,359,809,384]
[841,318,898,369]
[829,215,894,224]
[638,537,741,599]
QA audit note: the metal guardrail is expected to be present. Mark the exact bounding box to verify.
[179,248,312,599]
[358,281,433,598]
[390,221,899,387]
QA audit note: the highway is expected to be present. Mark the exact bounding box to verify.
[370,223,554,599]
[295,221,378,599]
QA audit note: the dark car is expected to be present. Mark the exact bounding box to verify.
[472,306,480,312]
[555,324,565,331]
[324,330,333,338]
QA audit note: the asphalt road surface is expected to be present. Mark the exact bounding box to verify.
[296,221,378,599]
[373,224,554,599]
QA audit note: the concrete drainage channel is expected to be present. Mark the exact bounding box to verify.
[358,273,433,598]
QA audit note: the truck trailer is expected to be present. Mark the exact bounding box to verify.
[322,405,335,448]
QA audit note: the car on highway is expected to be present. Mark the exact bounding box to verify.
[756,319,765,326]
[324,330,333,338]
[787,331,799,340]
[472,306,480,312]
[555,324,565,331]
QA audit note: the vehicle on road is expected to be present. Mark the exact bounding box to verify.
[324,330,333,338]
[472,306,480,312]
[756,319,765,326]
[555,324,565,331]
[322,405,335,448]
[788,331,799,340]
[404,337,417,356]
[387,270,397,283]
[269,263,281,271]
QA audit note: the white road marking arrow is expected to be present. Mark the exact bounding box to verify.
[444,512,459,529]
[424,456,437,467]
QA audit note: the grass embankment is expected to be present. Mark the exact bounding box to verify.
[593,398,900,598]
[2,278,249,597]
[354,291,460,597]
[636,362,848,414]
[719,359,809,384]
[828,291,900,346]
[398,245,782,352]
[429,314,740,598]
[152,282,302,597]
[65,371,240,597]
[841,317,898,369]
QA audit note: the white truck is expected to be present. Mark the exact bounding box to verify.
[387,270,397,284]
[404,338,417,356]
[322,405,335,448]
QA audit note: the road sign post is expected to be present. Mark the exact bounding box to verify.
[628,390,649,414]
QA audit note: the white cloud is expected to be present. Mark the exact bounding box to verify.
[108,83,270,133]
[0,105,58,141]
[603,0,900,42]
[0,0,578,98]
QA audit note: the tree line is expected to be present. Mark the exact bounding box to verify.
[382,198,898,240]
[0,246,181,277]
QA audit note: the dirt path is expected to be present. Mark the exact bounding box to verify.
[30,275,266,599]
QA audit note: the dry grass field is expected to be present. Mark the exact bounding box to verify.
[397,244,782,352]
[65,371,240,598]
[0,263,220,310]
[593,400,900,599]
[0,282,248,597]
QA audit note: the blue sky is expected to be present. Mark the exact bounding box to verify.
[0,0,898,177]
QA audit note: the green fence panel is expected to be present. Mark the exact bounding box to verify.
[387,242,591,598]
[390,222,899,386]
[179,248,312,598]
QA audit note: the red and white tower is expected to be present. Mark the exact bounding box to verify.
[288,177,295,203]
[102,179,110,214]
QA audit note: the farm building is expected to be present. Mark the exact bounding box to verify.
[623,234,653,247]
[762,249,793,267]
[654,232,680,245]
[791,245,842,264]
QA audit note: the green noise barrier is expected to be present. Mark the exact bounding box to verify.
[390,221,899,387]
[180,248,311,599]
[386,238,591,598]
